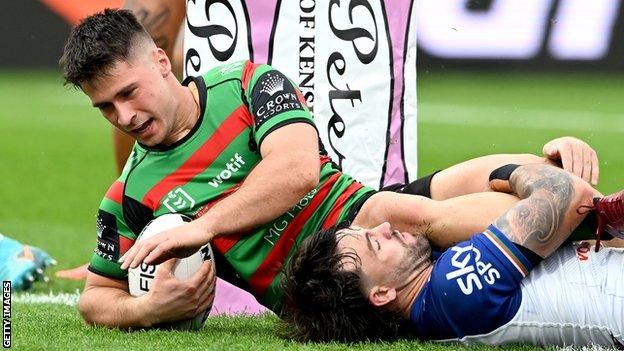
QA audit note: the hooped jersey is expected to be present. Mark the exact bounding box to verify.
[410,225,534,340]
[89,61,375,310]
[410,226,624,348]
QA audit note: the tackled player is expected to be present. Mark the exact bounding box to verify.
[60,9,604,329]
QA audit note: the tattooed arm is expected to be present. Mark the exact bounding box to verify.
[491,164,596,258]
[123,0,185,77]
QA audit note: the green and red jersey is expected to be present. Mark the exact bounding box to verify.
[89,61,375,309]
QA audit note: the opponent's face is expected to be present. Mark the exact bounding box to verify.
[336,222,431,306]
[81,48,177,146]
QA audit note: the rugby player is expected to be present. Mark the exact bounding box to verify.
[280,164,624,347]
[60,9,604,328]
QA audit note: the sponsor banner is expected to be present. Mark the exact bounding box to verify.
[184,0,417,188]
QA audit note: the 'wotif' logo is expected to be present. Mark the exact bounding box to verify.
[163,187,196,213]
[259,73,285,96]
[208,153,246,188]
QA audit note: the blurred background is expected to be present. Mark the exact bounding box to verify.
[1,0,623,292]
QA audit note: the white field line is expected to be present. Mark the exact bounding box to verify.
[14,291,80,306]
[420,103,624,133]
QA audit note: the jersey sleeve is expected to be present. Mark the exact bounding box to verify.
[410,225,535,340]
[243,63,315,149]
[88,181,136,280]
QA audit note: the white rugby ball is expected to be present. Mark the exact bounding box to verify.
[128,213,215,330]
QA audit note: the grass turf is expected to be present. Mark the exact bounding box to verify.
[2,69,623,350]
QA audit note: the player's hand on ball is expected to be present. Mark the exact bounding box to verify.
[141,259,216,326]
[120,219,214,270]
[542,136,599,185]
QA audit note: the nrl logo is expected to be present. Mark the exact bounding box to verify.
[259,73,284,96]
[163,187,196,213]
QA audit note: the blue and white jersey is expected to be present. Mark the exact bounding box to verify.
[410,226,624,348]
[409,225,534,340]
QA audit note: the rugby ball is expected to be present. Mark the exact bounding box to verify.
[128,213,215,330]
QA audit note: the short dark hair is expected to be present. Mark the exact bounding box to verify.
[59,8,151,87]
[279,222,408,342]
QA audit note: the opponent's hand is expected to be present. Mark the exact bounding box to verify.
[120,219,215,270]
[140,259,216,326]
[542,136,599,185]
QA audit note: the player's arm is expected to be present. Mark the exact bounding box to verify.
[428,136,599,200]
[121,122,320,268]
[79,260,215,328]
[490,164,597,258]
[120,65,320,268]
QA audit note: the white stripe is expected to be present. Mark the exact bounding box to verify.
[420,103,624,133]
[483,232,527,277]
[14,291,80,306]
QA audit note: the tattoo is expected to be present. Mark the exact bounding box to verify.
[124,1,173,52]
[495,165,575,256]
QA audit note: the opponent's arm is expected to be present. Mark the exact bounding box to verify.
[429,137,599,200]
[491,164,597,258]
[79,260,215,328]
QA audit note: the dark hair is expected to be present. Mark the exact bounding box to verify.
[279,222,408,342]
[59,8,151,87]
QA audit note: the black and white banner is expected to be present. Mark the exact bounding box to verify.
[184,0,417,189]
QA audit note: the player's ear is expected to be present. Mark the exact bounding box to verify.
[154,48,171,77]
[368,285,397,307]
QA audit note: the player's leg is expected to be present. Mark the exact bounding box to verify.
[0,232,56,291]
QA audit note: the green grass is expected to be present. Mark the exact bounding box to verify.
[3,69,623,350]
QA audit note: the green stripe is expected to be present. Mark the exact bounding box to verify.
[89,254,126,279]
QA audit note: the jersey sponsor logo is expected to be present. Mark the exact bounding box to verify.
[163,187,196,213]
[95,210,120,261]
[576,241,591,262]
[263,188,318,245]
[208,153,246,188]
[252,71,303,127]
[445,245,501,295]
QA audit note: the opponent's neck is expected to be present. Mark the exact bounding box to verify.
[395,264,433,318]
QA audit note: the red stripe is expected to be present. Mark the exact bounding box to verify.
[105,181,124,205]
[191,184,248,255]
[294,88,308,108]
[241,60,261,92]
[321,181,364,230]
[142,105,251,211]
[119,236,134,255]
[248,173,341,296]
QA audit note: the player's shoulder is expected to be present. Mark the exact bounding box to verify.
[199,60,251,86]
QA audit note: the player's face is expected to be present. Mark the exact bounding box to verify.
[81,51,177,146]
[336,222,430,289]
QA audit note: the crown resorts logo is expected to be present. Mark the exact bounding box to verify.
[260,73,285,96]
[96,217,105,238]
